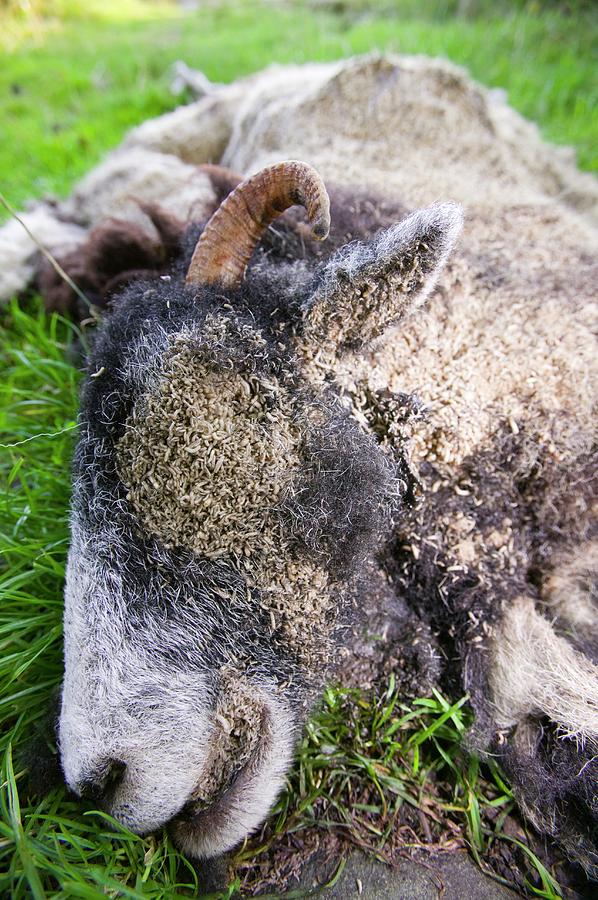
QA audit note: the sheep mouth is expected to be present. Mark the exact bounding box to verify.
[188,691,269,809]
[175,738,262,823]
[173,752,255,826]
[168,705,274,856]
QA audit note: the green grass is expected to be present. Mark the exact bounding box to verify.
[236,684,542,895]
[1,0,595,896]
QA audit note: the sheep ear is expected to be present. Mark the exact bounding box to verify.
[301,202,463,352]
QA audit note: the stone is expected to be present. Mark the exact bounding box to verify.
[293,850,518,899]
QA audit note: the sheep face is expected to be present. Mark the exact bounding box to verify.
[58,163,463,857]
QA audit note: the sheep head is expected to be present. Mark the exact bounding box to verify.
[59,161,462,858]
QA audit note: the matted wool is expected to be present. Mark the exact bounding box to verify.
[116,338,334,666]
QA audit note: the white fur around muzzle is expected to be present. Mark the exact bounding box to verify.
[60,523,295,847]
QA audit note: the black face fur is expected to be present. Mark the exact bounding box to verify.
[75,268,406,680]
[70,176,421,679]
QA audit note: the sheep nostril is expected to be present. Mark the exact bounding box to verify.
[105,759,127,791]
[78,758,127,801]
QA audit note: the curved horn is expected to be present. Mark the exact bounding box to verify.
[186,160,330,288]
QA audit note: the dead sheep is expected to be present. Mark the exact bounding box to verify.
[7,54,597,876]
